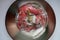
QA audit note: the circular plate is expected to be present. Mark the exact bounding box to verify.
[5,0,56,40]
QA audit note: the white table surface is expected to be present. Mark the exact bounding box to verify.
[0,0,60,40]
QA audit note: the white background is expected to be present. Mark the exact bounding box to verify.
[0,0,60,40]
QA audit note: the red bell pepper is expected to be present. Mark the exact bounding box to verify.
[17,4,46,32]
